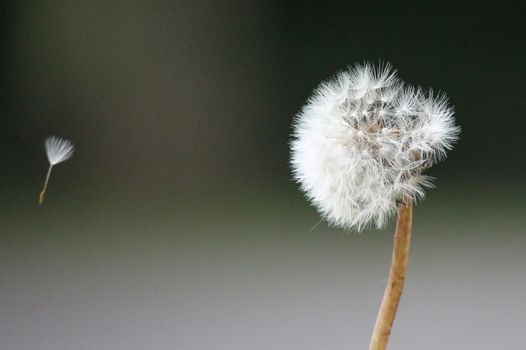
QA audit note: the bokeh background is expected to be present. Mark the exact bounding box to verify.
[1,1,525,349]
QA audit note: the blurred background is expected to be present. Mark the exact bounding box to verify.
[1,1,525,349]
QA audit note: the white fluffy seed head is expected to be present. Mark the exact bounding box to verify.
[290,62,460,231]
[45,136,75,165]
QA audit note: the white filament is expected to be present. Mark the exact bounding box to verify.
[290,63,460,231]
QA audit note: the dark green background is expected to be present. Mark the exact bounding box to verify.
[1,2,525,349]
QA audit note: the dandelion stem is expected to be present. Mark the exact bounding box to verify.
[39,165,53,205]
[369,200,413,350]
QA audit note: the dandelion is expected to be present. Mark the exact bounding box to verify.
[39,136,75,205]
[290,62,459,350]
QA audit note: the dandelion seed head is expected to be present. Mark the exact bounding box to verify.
[290,62,460,231]
[45,136,75,165]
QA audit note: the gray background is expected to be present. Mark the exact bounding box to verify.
[1,1,525,349]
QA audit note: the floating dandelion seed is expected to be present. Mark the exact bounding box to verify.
[39,136,74,205]
[290,62,459,350]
